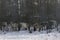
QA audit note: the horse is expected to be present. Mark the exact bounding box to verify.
[19,22,29,30]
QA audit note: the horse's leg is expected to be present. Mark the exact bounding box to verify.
[47,25,52,33]
[18,26,21,31]
[28,26,32,33]
[28,27,30,33]
[39,27,41,32]
[41,26,44,31]
[46,25,49,33]
[55,23,58,31]
[0,26,2,31]
[34,27,36,31]
[25,28,27,30]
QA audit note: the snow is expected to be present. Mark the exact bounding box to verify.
[0,23,60,40]
[0,30,60,40]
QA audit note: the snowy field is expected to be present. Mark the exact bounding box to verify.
[0,22,59,40]
[0,30,60,40]
[0,23,60,40]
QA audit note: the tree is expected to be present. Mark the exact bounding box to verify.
[46,0,58,32]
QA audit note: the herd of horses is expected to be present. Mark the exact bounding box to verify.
[0,20,58,33]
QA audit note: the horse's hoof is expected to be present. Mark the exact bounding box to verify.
[29,31,32,33]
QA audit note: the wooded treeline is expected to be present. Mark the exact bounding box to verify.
[0,0,58,23]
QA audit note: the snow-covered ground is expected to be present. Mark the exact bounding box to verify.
[0,30,60,40]
[0,23,60,40]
